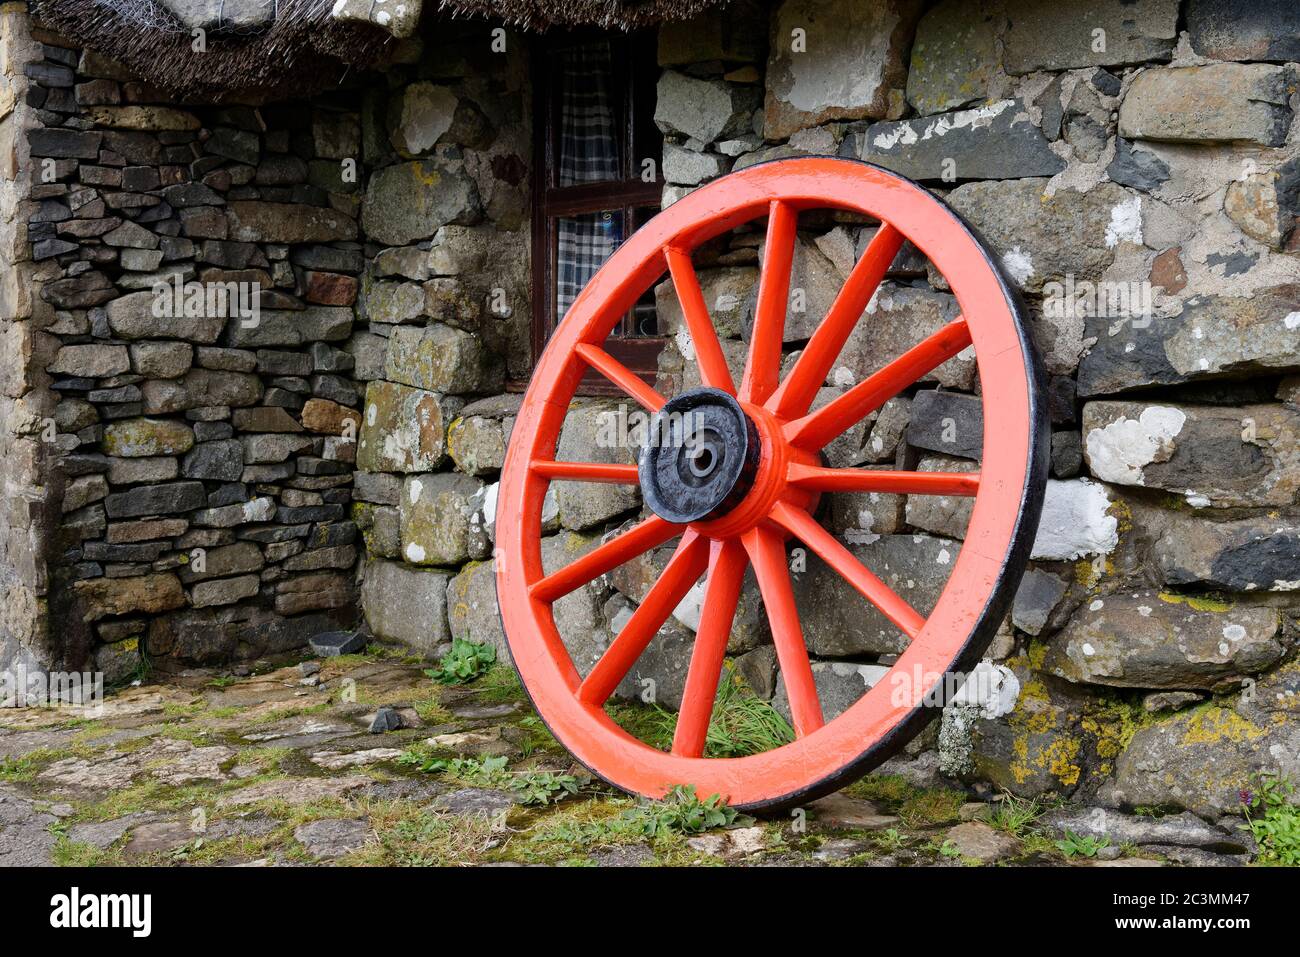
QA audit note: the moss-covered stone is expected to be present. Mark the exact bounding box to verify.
[101,418,195,457]
[1108,698,1300,817]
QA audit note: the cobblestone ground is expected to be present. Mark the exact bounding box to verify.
[0,648,1245,867]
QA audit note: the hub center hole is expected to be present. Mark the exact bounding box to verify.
[686,443,716,478]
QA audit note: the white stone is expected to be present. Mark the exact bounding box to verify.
[949,661,1020,719]
[1031,478,1118,560]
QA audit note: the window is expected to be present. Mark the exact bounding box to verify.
[529,31,663,392]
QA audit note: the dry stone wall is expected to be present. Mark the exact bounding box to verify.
[5,0,1300,825]
[644,0,1300,819]
[345,30,533,655]
[1,3,61,677]
[13,13,378,680]
[5,9,532,684]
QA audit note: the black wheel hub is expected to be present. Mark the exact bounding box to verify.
[639,388,760,524]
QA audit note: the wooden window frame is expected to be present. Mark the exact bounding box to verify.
[524,29,665,395]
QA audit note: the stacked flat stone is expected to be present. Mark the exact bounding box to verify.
[26,35,371,681]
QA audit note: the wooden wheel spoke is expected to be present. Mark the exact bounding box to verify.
[769,223,904,419]
[672,539,749,757]
[579,531,709,706]
[665,245,736,395]
[784,319,971,452]
[740,200,797,405]
[531,460,641,485]
[575,342,666,413]
[742,526,823,737]
[787,462,980,497]
[769,501,925,642]
[530,515,682,604]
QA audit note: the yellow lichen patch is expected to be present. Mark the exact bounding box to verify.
[1080,698,1146,775]
[1007,728,1081,789]
[1179,705,1265,746]
[1074,559,1100,587]
[1043,737,1082,788]
[1157,591,1233,613]
[1106,497,1133,532]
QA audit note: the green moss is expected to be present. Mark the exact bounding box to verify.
[845,774,967,827]
[1080,694,1149,773]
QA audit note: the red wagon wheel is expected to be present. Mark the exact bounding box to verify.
[496,157,1047,812]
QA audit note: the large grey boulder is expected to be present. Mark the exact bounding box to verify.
[1107,669,1300,818]
[1156,518,1300,593]
[385,323,500,395]
[654,267,756,342]
[362,156,482,246]
[1082,401,1300,508]
[943,178,1140,304]
[1186,0,1300,62]
[141,369,262,414]
[763,0,921,139]
[850,99,1064,181]
[1030,478,1118,561]
[224,307,352,348]
[399,473,484,566]
[1010,567,1069,636]
[794,533,959,657]
[904,0,1001,115]
[904,455,978,539]
[356,381,449,473]
[387,82,459,158]
[361,560,452,656]
[1043,592,1283,691]
[838,283,974,390]
[539,529,611,669]
[226,202,357,244]
[654,71,760,145]
[1078,285,1300,396]
[906,390,982,460]
[1002,0,1178,74]
[102,418,195,457]
[1119,64,1290,147]
[446,560,508,663]
[105,290,225,343]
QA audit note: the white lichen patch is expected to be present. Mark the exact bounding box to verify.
[1030,478,1119,560]
[1001,246,1034,285]
[1104,194,1144,248]
[674,324,696,363]
[1222,623,1247,642]
[672,580,705,632]
[1084,405,1186,486]
[871,99,1015,151]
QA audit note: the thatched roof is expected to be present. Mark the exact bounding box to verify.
[28,0,729,101]
[435,0,730,31]
[31,0,396,101]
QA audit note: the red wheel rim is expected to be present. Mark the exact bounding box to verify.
[497,157,1047,811]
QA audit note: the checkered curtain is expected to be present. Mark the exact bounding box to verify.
[555,42,622,322]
